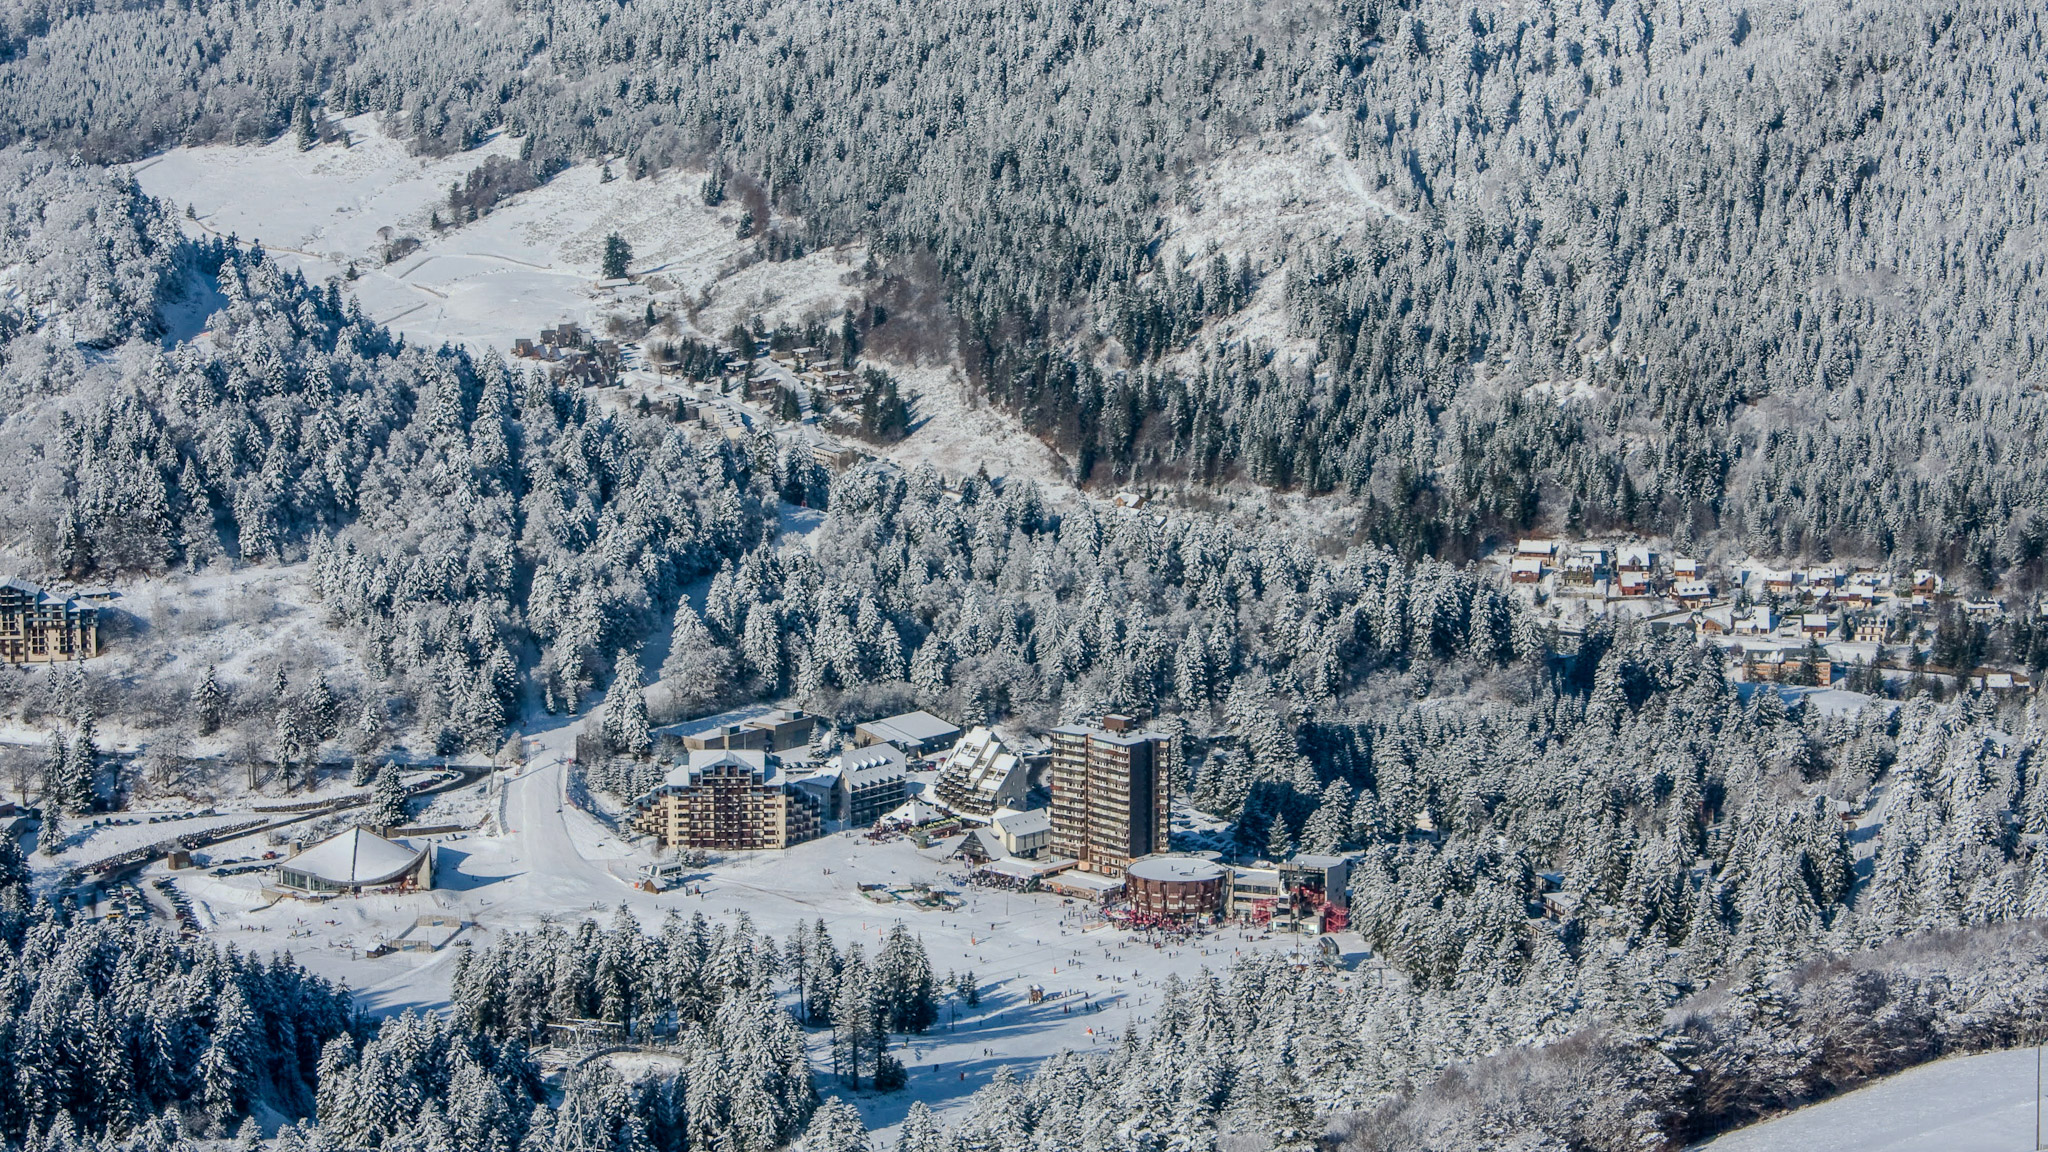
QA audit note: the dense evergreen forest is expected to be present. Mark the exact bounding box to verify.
[5,0,2048,1146]
[6,0,2046,570]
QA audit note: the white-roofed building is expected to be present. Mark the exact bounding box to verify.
[932,726,1030,816]
[837,743,910,826]
[880,798,948,826]
[274,827,433,896]
[990,807,1053,858]
[855,710,963,754]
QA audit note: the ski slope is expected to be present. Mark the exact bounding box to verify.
[1697,1047,2048,1152]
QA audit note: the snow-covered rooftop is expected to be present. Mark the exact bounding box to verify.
[280,828,424,886]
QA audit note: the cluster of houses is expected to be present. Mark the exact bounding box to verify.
[739,345,864,405]
[1506,540,1715,604]
[512,323,622,385]
[612,703,1377,941]
[1502,539,2035,693]
[623,708,962,852]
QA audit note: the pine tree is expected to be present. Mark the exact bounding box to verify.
[353,693,387,756]
[367,762,410,829]
[307,675,339,742]
[1265,808,1293,862]
[293,95,316,149]
[61,717,99,813]
[796,1100,869,1152]
[602,655,651,758]
[194,667,226,737]
[602,234,632,280]
[874,923,938,1033]
[658,607,734,716]
[274,707,304,790]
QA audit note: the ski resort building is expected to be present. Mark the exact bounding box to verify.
[837,743,910,826]
[931,726,1030,816]
[273,827,433,896]
[854,710,962,754]
[989,808,1052,857]
[630,750,824,850]
[667,708,818,754]
[1049,714,1172,878]
[1123,855,1228,921]
[0,579,99,664]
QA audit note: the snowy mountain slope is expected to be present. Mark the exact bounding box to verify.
[1696,1047,2046,1152]
[131,121,1078,491]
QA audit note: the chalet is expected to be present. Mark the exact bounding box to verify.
[1515,539,1560,558]
[1849,613,1887,644]
[1761,569,1798,595]
[1734,608,1778,636]
[1672,557,1700,580]
[1618,570,1650,597]
[1509,556,1544,584]
[1618,545,1653,572]
[1800,613,1831,638]
[1805,566,1844,591]
[1674,579,1714,608]
[1912,570,1942,595]
[990,808,1053,858]
[1696,604,1736,637]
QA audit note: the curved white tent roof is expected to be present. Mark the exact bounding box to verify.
[280,827,425,887]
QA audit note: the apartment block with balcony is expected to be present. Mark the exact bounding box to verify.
[630,750,823,850]
[1048,714,1171,878]
[0,579,98,664]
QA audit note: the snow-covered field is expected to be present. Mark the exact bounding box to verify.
[131,117,866,355]
[1697,1047,2048,1152]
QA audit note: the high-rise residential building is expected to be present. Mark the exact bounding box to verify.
[630,750,824,850]
[1048,714,1171,877]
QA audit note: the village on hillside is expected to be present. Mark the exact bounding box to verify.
[1490,538,2039,696]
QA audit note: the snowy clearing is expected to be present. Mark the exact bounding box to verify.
[1696,1047,2047,1152]
[131,117,868,356]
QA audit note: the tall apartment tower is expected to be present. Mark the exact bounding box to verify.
[1049,714,1171,877]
